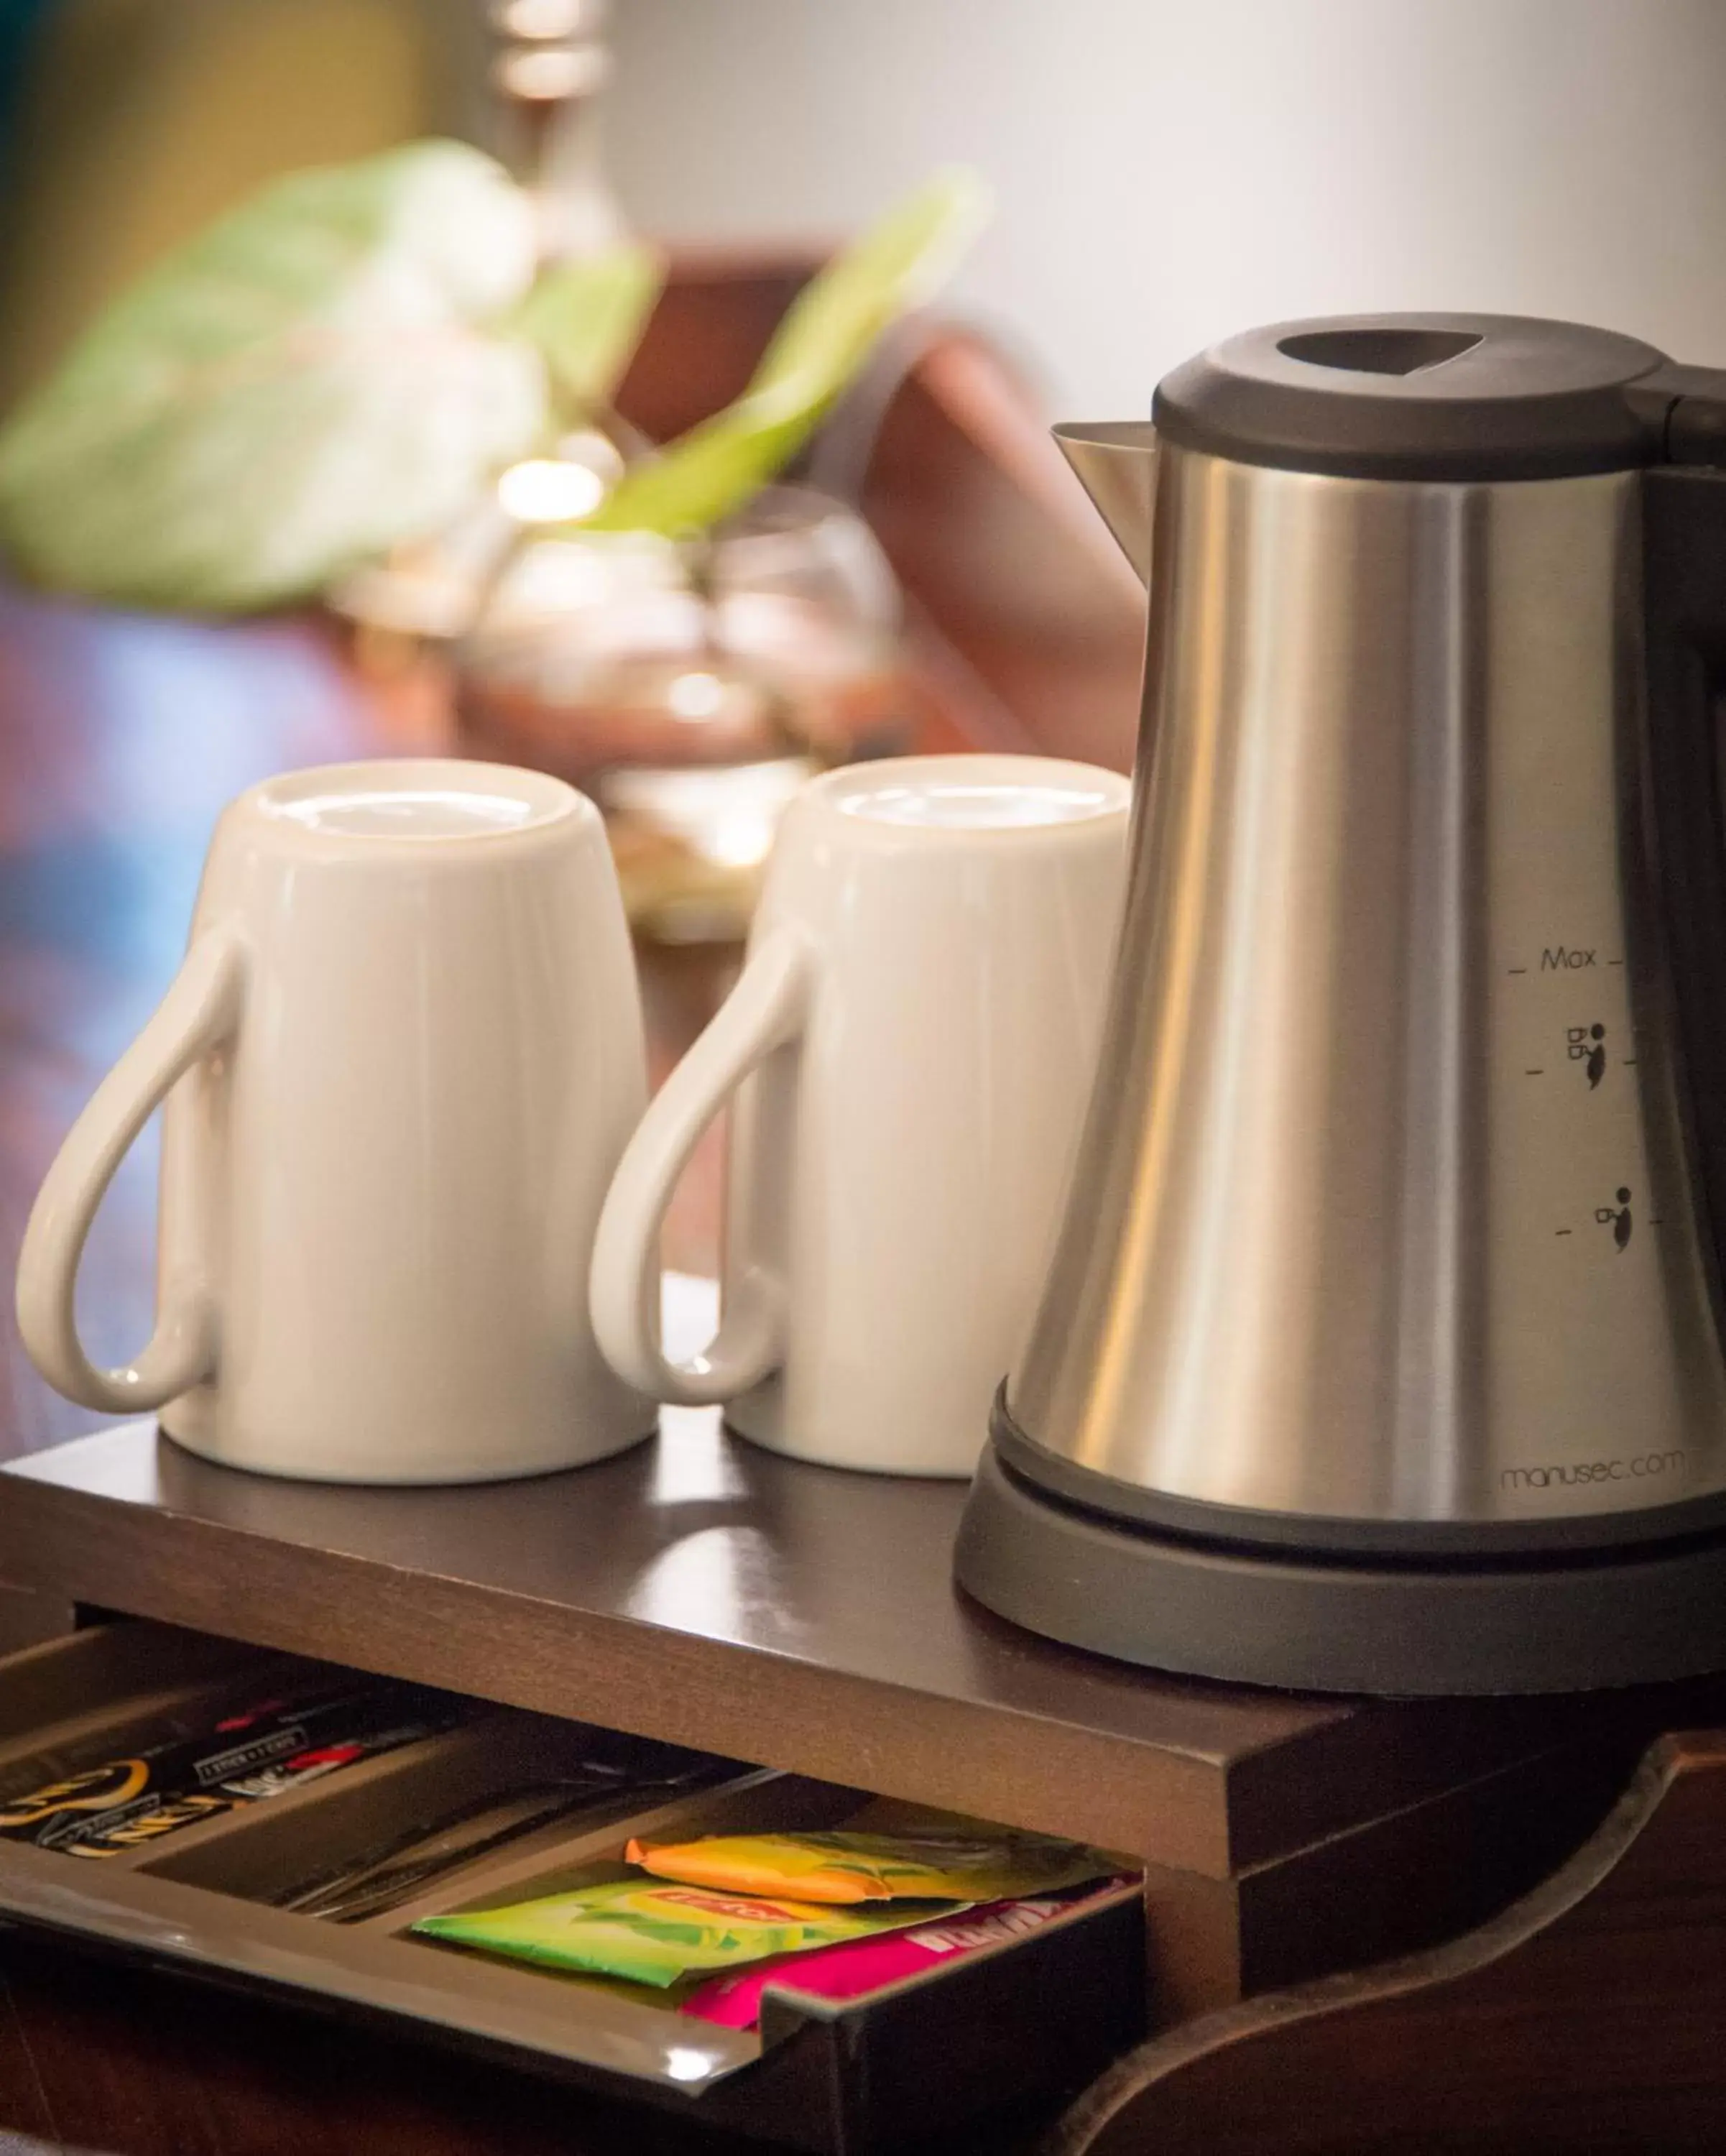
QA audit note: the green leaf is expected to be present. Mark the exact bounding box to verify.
[578,167,992,538]
[510,244,663,410]
[0,140,546,612]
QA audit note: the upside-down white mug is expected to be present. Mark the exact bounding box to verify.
[591,753,1131,1475]
[17,760,655,1483]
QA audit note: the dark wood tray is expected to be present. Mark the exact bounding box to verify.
[0,1404,1669,2023]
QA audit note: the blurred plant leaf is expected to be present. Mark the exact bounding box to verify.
[510,244,663,410]
[0,139,545,612]
[578,167,992,537]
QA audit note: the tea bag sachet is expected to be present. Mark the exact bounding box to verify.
[412,1877,959,1988]
[682,1885,1133,2029]
[624,1806,1115,1906]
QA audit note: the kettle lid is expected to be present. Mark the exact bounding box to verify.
[1155,313,1670,482]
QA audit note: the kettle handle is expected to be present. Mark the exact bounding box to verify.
[1642,464,1726,1302]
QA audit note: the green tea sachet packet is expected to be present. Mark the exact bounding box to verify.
[412,1876,962,1989]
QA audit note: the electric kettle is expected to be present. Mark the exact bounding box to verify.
[955,312,1726,1694]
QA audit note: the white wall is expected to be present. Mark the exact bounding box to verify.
[606,0,1726,418]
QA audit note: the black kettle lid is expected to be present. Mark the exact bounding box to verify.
[1154,313,1674,481]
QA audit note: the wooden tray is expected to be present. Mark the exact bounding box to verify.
[0,1405,1666,2023]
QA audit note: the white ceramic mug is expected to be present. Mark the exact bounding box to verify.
[591,753,1130,1475]
[17,760,654,1482]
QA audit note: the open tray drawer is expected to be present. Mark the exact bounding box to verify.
[0,1618,1145,2152]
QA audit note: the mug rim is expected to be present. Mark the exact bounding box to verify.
[239,759,593,852]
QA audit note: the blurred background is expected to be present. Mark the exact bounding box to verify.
[7,0,1726,415]
[6,0,1726,1401]
[606,0,1726,412]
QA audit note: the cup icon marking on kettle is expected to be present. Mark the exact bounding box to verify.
[1569,1023,1608,1088]
[1595,1187,1633,1250]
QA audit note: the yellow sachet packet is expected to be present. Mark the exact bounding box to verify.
[624,1816,1114,1906]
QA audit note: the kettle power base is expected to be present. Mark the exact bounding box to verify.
[956,1441,1726,1697]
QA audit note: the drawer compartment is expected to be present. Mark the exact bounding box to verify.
[0,1621,303,1795]
[0,1618,1145,2152]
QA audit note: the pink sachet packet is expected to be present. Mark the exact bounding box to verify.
[680,1883,1130,2030]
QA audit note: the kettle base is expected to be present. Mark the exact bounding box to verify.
[956,1439,1726,1695]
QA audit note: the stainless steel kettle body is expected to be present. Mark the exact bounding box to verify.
[956,313,1726,1692]
[1015,442,1726,1531]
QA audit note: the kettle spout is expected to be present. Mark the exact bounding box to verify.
[1053,423,1157,587]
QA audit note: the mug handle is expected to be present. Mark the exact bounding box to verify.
[17,929,245,1414]
[591,927,811,1406]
